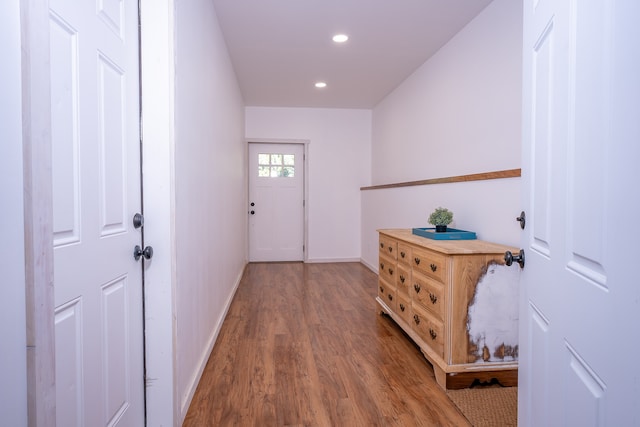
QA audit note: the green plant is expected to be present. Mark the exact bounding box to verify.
[428,207,453,226]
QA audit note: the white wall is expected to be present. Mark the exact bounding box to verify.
[0,1,28,424]
[246,107,372,262]
[362,0,523,269]
[173,0,247,422]
[371,0,522,184]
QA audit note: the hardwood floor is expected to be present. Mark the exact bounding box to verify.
[183,262,470,426]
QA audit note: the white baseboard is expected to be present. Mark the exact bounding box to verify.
[305,257,361,263]
[178,262,247,424]
[359,258,378,274]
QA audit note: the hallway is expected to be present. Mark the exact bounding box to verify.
[183,262,469,426]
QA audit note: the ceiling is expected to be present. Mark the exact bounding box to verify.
[211,0,494,109]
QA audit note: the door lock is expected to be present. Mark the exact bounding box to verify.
[133,213,144,229]
[134,245,154,261]
[516,211,526,229]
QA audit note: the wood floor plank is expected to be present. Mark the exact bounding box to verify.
[183,262,470,426]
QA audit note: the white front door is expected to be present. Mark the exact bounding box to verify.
[248,143,305,262]
[50,0,145,425]
[520,1,640,425]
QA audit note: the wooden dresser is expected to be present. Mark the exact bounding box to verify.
[377,229,520,390]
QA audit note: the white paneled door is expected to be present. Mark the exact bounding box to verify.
[249,143,304,262]
[520,1,640,425]
[50,0,145,425]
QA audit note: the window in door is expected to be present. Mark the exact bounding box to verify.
[258,153,295,178]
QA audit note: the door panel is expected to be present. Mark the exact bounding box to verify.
[50,0,144,425]
[521,1,640,425]
[248,143,304,262]
[98,53,128,236]
[54,299,83,426]
[50,11,80,247]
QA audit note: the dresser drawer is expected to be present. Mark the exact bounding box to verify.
[396,264,411,295]
[379,254,397,285]
[412,304,444,359]
[378,278,396,310]
[397,243,412,266]
[411,247,447,282]
[379,235,398,260]
[411,271,444,320]
[395,293,413,326]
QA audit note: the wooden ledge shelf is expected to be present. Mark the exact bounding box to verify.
[360,168,521,191]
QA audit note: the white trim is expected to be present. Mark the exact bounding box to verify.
[20,0,56,424]
[245,137,309,145]
[306,257,363,264]
[359,258,378,274]
[140,0,178,424]
[177,263,247,420]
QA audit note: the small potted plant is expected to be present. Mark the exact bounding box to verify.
[428,207,453,232]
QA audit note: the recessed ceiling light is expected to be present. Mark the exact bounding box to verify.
[315,82,327,88]
[332,34,349,43]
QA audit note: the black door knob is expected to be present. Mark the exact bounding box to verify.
[250,210,255,215]
[134,245,153,261]
[133,213,144,229]
[504,249,525,268]
[250,202,255,206]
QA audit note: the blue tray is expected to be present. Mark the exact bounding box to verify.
[412,227,477,240]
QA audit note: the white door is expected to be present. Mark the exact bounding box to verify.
[248,143,304,262]
[520,1,640,425]
[50,0,145,425]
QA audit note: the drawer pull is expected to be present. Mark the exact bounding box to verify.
[380,262,384,270]
[413,314,420,325]
[380,242,384,249]
[429,293,438,304]
[413,283,421,293]
[388,294,393,301]
[379,286,384,293]
[430,263,437,272]
[400,274,405,283]
[414,257,421,265]
[429,328,437,340]
[388,246,393,253]
[400,303,405,312]
[400,251,406,258]
[388,268,394,275]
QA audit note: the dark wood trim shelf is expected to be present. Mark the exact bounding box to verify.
[360,168,521,191]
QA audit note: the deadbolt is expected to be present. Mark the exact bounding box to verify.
[133,213,144,229]
[516,211,526,229]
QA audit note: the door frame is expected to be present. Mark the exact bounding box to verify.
[246,138,309,263]
[21,0,56,423]
[138,0,179,424]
